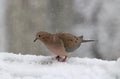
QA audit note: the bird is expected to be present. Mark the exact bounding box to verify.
[34,31,95,62]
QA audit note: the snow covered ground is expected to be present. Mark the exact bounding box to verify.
[0,52,120,79]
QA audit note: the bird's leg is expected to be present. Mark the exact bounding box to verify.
[61,56,67,62]
[56,56,61,61]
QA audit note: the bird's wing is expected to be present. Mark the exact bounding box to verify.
[45,35,68,56]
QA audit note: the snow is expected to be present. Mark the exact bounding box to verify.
[0,52,120,79]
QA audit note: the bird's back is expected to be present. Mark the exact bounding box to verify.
[56,33,82,52]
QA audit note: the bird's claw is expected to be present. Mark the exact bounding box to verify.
[56,56,67,62]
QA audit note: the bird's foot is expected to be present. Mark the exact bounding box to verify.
[61,56,67,62]
[56,56,61,61]
[56,56,67,62]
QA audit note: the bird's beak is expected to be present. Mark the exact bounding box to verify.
[34,38,38,42]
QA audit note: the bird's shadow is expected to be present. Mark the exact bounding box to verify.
[37,57,58,65]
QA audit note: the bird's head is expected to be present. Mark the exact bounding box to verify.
[34,31,50,42]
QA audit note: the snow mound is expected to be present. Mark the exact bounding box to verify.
[0,52,120,79]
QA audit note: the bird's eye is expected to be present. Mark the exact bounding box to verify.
[39,35,41,37]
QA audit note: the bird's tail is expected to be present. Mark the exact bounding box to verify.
[79,35,95,43]
[82,40,95,43]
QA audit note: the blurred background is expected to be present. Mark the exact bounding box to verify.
[0,0,120,60]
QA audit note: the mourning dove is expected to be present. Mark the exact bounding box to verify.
[34,31,95,62]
